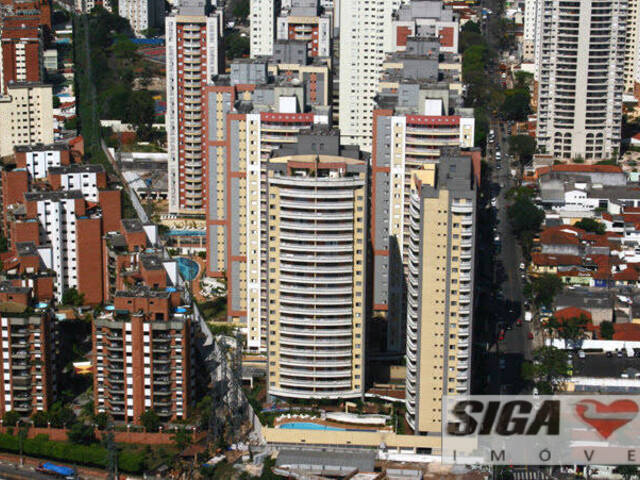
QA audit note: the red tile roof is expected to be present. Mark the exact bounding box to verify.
[532,252,582,266]
[613,266,640,281]
[555,307,592,321]
[613,323,640,341]
[540,226,583,245]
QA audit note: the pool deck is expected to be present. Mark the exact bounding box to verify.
[275,417,392,432]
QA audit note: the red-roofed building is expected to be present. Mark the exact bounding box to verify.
[555,306,592,321]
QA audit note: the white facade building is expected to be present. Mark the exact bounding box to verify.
[250,0,276,57]
[624,0,640,96]
[119,0,165,36]
[0,83,53,158]
[535,0,626,160]
[338,0,398,152]
[165,0,223,214]
[523,0,538,63]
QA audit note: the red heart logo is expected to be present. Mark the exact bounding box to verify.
[575,399,638,439]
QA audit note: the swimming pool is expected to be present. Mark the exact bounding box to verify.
[177,257,199,281]
[278,422,345,431]
[167,230,206,236]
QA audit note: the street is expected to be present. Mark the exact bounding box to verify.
[484,120,534,394]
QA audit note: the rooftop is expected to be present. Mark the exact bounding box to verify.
[140,253,165,271]
[573,354,640,379]
[14,143,69,153]
[15,241,37,257]
[122,218,144,233]
[115,286,170,299]
[24,190,84,202]
[48,164,104,175]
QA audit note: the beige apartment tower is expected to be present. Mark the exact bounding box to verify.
[404,152,476,437]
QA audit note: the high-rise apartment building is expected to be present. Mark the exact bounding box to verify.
[250,0,277,57]
[203,59,330,352]
[93,286,194,424]
[523,0,538,62]
[404,152,476,437]
[338,0,397,151]
[277,0,331,57]
[119,0,165,37]
[0,300,56,417]
[0,83,53,157]
[624,0,640,97]
[262,133,367,400]
[371,38,474,351]
[535,0,626,160]
[388,0,458,54]
[1,15,42,92]
[166,0,223,214]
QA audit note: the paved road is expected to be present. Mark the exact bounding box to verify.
[486,120,534,393]
[0,464,55,480]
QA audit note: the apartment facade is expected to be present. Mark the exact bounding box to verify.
[388,0,458,54]
[0,296,56,417]
[165,0,223,214]
[250,0,277,57]
[263,140,367,400]
[523,0,538,62]
[118,0,165,37]
[93,287,194,424]
[276,0,331,57]
[338,0,398,151]
[404,153,476,437]
[370,41,474,351]
[624,0,640,97]
[0,15,42,92]
[535,0,626,160]
[0,83,53,157]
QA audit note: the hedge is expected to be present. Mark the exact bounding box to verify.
[0,433,145,473]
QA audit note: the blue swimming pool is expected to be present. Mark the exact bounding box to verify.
[278,422,345,431]
[177,257,199,281]
[167,230,206,236]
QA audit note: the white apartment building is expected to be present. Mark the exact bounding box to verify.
[0,83,53,158]
[523,0,538,63]
[119,0,165,36]
[338,0,399,152]
[16,144,67,180]
[535,0,626,160]
[250,0,276,57]
[27,191,85,300]
[165,0,223,214]
[624,0,640,96]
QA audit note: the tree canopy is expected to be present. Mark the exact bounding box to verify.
[521,346,571,393]
[139,410,161,432]
[600,320,614,340]
[500,88,531,121]
[526,273,564,308]
[545,314,589,342]
[508,135,536,165]
[574,218,606,235]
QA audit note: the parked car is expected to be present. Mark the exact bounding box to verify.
[578,350,586,359]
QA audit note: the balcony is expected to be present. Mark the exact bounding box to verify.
[279,337,353,347]
[279,368,352,378]
[451,202,473,214]
[279,347,351,357]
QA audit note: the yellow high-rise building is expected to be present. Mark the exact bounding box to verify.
[404,152,476,438]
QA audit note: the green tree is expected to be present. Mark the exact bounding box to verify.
[545,314,589,342]
[62,288,85,306]
[232,0,250,21]
[600,320,615,340]
[49,402,76,428]
[461,20,481,33]
[171,428,192,450]
[617,466,639,480]
[514,71,533,89]
[53,96,61,108]
[225,32,250,59]
[3,411,19,427]
[507,195,544,257]
[508,135,536,165]
[139,410,161,432]
[526,273,564,308]
[522,346,570,392]
[500,88,531,121]
[31,411,49,428]
[574,218,606,235]
[0,234,8,253]
[94,412,109,430]
[68,422,96,445]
